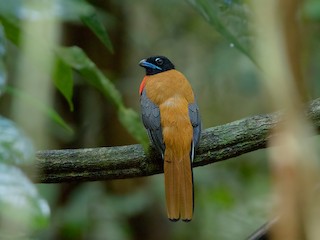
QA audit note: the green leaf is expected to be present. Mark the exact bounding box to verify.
[189,0,255,63]
[5,86,73,134]
[0,15,21,45]
[56,46,122,108]
[53,57,74,111]
[0,116,34,165]
[0,164,50,238]
[81,13,114,53]
[56,46,148,146]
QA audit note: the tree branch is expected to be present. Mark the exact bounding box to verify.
[30,98,320,183]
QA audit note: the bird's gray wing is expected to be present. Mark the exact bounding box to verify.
[140,89,165,156]
[188,101,201,161]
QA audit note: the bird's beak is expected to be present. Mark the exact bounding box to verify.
[139,59,162,70]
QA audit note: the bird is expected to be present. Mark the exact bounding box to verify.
[139,56,201,221]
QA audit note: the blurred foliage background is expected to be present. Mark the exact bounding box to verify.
[0,0,319,239]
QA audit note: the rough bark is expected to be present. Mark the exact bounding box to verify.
[29,98,320,183]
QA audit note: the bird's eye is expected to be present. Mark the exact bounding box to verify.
[155,57,163,65]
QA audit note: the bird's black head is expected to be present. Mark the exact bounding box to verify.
[139,56,175,75]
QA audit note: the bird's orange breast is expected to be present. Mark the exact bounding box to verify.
[143,70,195,105]
[143,69,194,156]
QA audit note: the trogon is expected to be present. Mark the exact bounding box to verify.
[139,56,201,221]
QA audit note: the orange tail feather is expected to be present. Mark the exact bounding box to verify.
[164,150,193,221]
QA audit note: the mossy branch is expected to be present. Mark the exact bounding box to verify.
[30,98,320,183]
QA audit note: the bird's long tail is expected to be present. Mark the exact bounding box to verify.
[164,150,193,221]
